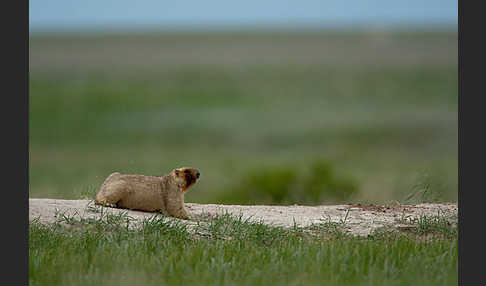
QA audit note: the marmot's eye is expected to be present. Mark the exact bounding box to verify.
[184,169,190,174]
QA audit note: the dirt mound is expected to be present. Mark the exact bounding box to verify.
[29,198,457,237]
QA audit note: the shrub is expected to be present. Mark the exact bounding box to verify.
[216,160,359,205]
[300,161,358,204]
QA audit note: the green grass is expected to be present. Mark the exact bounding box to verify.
[29,212,457,286]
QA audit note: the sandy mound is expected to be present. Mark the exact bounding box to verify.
[29,198,457,237]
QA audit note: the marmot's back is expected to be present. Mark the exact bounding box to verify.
[97,174,165,212]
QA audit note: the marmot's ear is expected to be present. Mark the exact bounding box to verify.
[174,170,180,176]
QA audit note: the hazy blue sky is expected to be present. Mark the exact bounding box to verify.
[30,0,457,31]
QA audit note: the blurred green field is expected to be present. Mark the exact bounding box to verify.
[29,30,457,205]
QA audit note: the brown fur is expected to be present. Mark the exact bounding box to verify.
[94,167,200,220]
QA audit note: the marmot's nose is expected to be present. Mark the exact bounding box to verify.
[196,171,200,178]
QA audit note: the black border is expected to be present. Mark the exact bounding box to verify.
[458,0,482,285]
[5,0,29,284]
[458,0,463,282]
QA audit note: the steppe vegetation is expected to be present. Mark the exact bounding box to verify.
[29,29,457,285]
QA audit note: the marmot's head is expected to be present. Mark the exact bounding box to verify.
[172,167,200,192]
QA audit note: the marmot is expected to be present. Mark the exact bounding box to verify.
[94,167,200,220]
